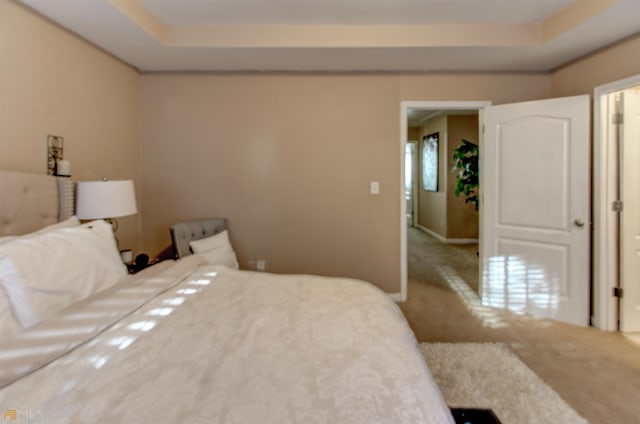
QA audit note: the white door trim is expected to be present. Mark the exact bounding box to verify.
[593,74,640,331]
[399,101,491,302]
[408,140,419,228]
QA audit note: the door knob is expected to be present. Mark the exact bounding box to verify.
[574,218,585,227]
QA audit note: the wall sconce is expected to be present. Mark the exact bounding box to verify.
[46,135,71,177]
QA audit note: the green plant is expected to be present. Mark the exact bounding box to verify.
[451,139,479,211]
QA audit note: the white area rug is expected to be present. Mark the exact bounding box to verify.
[421,343,587,424]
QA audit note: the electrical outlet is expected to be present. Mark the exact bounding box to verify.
[248,259,268,271]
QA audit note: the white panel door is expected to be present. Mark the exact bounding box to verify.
[620,89,640,332]
[482,96,590,327]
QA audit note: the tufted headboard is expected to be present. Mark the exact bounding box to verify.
[0,170,75,236]
[170,218,228,259]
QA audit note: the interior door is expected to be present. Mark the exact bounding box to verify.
[620,88,640,332]
[481,95,590,327]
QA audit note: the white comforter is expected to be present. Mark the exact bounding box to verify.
[0,257,453,423]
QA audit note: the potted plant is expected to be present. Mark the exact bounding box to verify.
[451,139,479,211]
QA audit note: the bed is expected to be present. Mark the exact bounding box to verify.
[0,170,454,423]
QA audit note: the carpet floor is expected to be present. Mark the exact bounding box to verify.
[400,227,640,424]
[421,342,586,424]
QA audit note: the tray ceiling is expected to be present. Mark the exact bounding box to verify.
[18,0,640,72]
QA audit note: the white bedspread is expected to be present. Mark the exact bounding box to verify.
[0,259,453,423]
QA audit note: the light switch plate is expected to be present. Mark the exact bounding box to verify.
[370,181,380,195]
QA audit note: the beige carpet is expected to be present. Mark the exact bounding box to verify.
[400,227,640,424]
[421,343,586,424]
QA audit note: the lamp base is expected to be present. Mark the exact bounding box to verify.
[105,218,120,247]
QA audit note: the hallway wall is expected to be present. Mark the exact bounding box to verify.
[416,113,478,240]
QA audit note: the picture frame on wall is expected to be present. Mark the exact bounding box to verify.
[422,132,439,192]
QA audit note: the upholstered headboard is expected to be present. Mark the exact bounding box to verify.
[170,218,227,259]
[0,170,75,236]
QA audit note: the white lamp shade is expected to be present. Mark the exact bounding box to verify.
[76,180,137,220]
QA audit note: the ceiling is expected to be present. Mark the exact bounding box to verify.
[18,0,640,72]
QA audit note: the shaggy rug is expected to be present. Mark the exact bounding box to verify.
[421,343,587,424]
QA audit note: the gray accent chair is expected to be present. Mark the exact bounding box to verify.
[170,218,228,259]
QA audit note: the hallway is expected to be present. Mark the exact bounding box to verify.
[399,228,640,424]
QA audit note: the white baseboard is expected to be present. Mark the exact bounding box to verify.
[388,292,406,302]
[415,225,478,244]
[447,238,479,244]
[416,225,446,241]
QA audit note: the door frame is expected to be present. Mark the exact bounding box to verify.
[399,101,491,302]
[406,140,419,228]
[593,73,640,331]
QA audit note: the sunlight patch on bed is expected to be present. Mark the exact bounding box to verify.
[61,311,114,321]
[0,344,69,360]
[89,355,110,369]
[189,279,212,286]
[147,307,174,317]
[163,297,185,306]
[108,336,137,351]
[20,326,96,339]
[127,320,156,332]
[177,288,199,295]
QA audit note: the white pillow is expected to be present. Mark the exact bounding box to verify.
[0,216,80,246]
[0,220,127,329]
[0,215,82,337]
[33,215,81,234]
[189,230,239,269]
[0,236,18,246]
[0,291,22,340]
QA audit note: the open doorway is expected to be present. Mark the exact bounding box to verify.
[399,101,490,301]
[403,97,591,328]
[594,74,640,335]
[407,109,480,243]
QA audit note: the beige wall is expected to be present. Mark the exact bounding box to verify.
[416,114,479,240]
[447,115,479,239]
[551,33,640,97]
[2,0,555,294]
[0,0,141,250]
[140,74,401,291]
[407,127,419,141]
[400,73,550,105]
[140,73,549,293]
